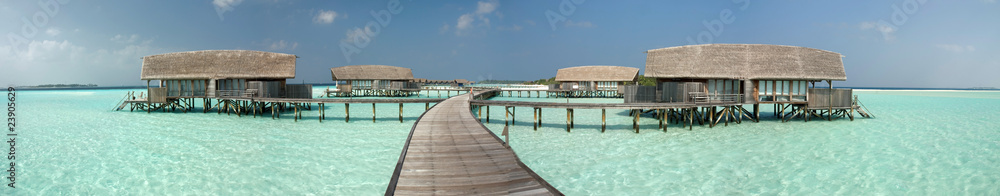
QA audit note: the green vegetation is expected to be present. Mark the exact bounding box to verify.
[636,75,656,86]
[524,77,557,85]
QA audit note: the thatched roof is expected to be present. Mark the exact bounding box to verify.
[555,66,640,82]
[644,44,846,81]
[140,50,296,80]
[330,65,414,80]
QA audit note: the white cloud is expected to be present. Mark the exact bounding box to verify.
[0,37,168,86]
[342,27,365,44]
[314,10,338,24]
[111,34,141,44]
[452,0,500,36]
[475,0,499,15]
[936,44,976,53]
[564,20,595,28]
[46,28,61,36]
[859,21,896,41]
[213,0,244,21]
[213,0,243,10]
[267,40,298,51]
[456,14,475,30]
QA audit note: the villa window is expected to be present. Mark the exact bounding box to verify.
[758,80,809,102]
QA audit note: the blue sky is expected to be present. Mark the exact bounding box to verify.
[1,0,997,88]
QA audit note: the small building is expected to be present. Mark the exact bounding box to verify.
[554,65,640,97]
[329,65,419,97]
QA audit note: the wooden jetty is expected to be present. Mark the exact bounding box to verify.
[386,90,562,196]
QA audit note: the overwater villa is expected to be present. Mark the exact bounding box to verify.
[553,65,640,98]
[327,65,420,97]
[119,50,311,112]
[640,44,870,121]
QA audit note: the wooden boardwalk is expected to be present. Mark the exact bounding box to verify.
[387,91,562,196]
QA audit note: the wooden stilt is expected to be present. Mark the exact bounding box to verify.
[753,104,759,122]
[662,108,668,132]
[566,108,571,132]
[658,109,663,129]
[399,103,403,123]
[505,106,509,126]
[345,103,350,122]
[634,109,640,133]
[533,107,537,130]
[512,107,516,125]
[710,107,716,128]
[372,103,376,122]
[689,108,694,131]
[601,109,606,132]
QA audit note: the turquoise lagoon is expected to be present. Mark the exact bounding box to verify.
[4,88,999,195]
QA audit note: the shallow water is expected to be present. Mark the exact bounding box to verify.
[481,91,1000,195]
[5,88,461,195]
[3,88,998,195]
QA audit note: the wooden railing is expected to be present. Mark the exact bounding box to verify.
[689,93,742,104]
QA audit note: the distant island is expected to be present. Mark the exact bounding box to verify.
[21,84,98,88]
[969,87,998,90]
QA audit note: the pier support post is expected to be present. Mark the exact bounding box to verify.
[710,107,716,128]
[657,109,662,129]
[634,110,640,133]
[399,103,403,123]
[753,104,759,122]
[601,109,606,133]
[486,105,490,123]
[533,107,537,130]
[737,105,744,124]
[689,108,694,131]
[566,108,573,132]
[662,109,668,132]
[505,106,509,126]
[345,103,350,122]
[373,103,376,123]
